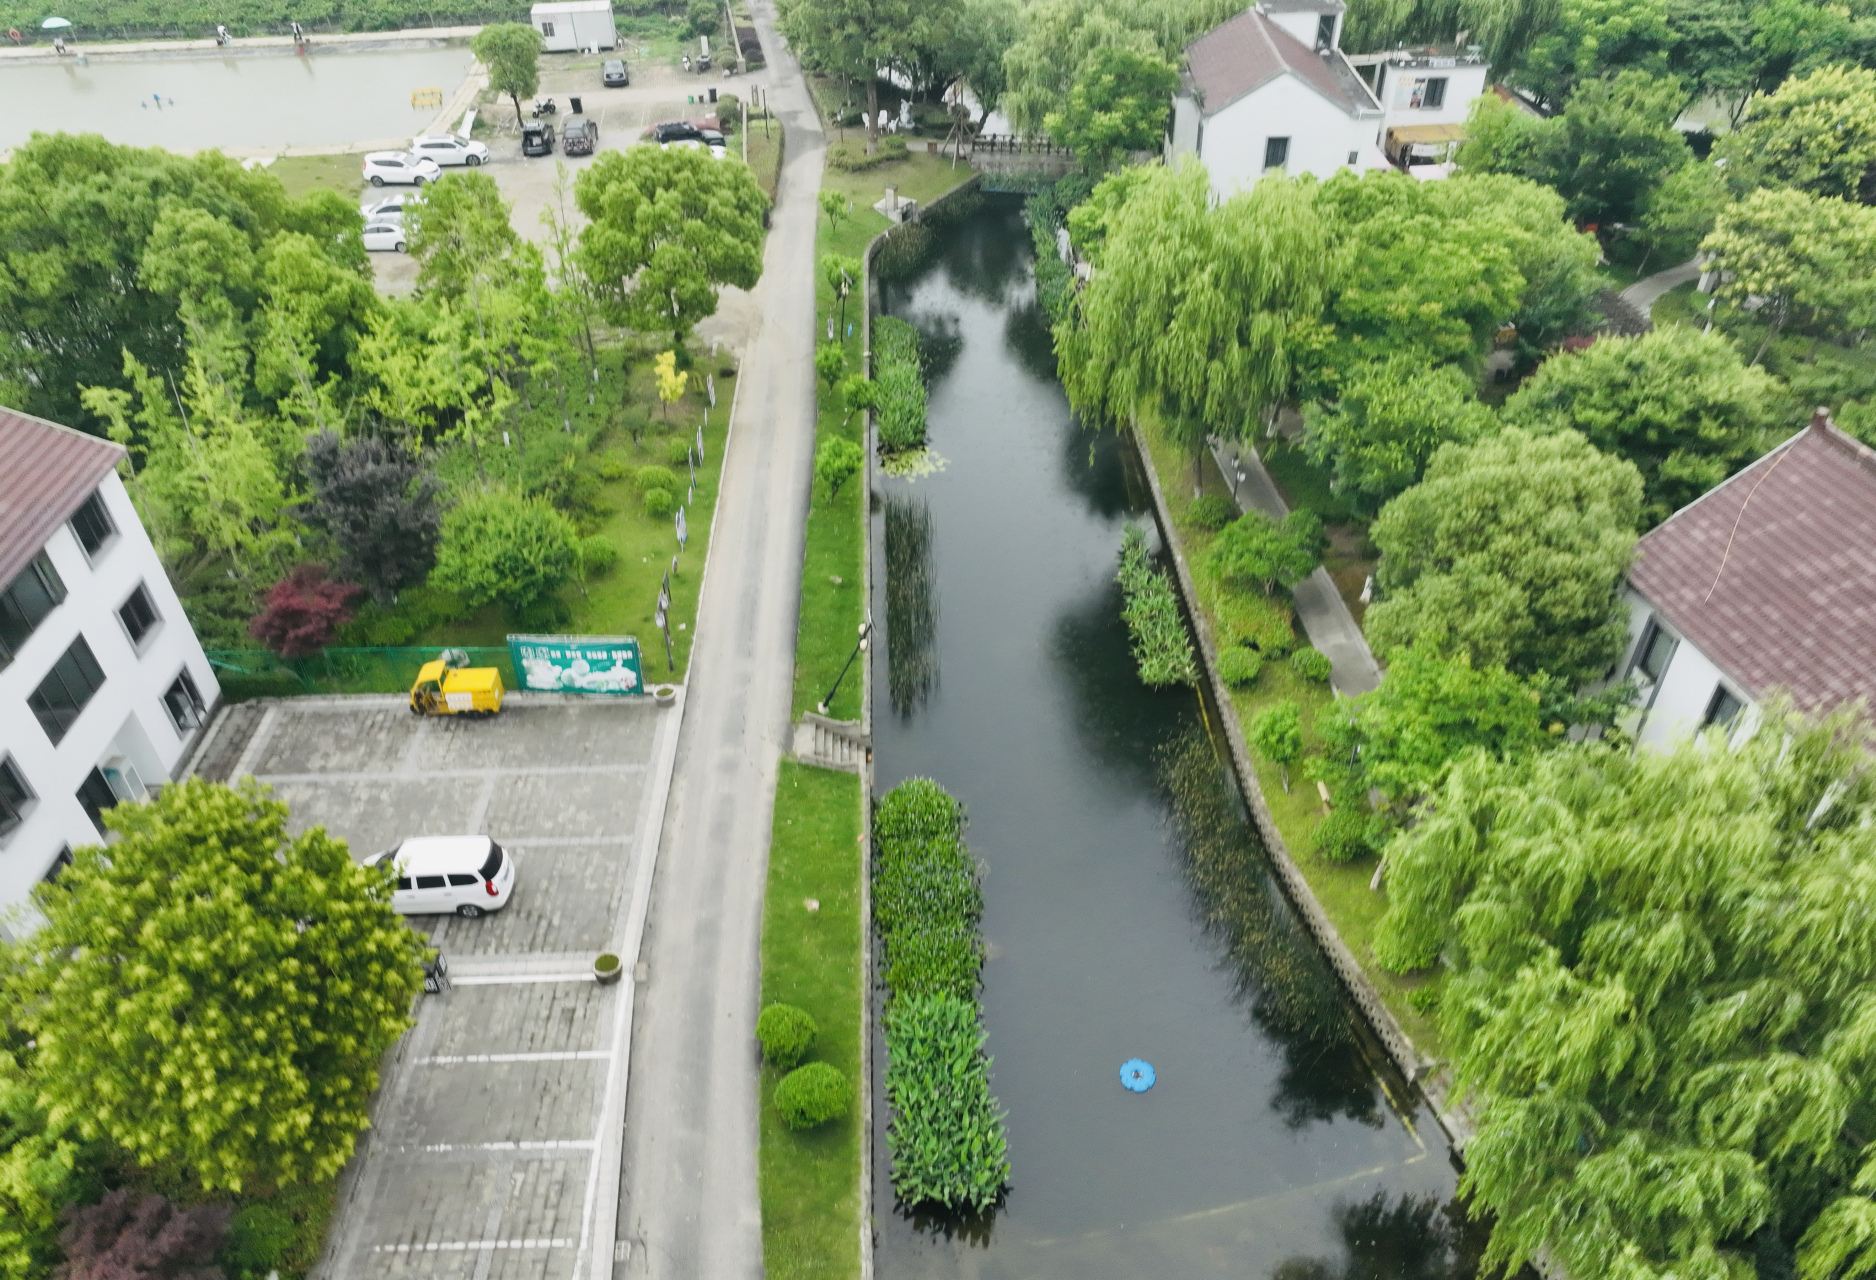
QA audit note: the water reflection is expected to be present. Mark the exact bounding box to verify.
[1274,1191,1492,1280]
[884,492,938,717]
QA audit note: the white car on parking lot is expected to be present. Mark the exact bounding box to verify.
[360,191,423,221]
[363,151,441,187]
[411,133,492,167]
[367,835,515,917]
[662,138,728,161]
[361,220,408,253]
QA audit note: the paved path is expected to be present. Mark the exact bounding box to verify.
[0,24,480,61]
[1620,258,1701,320]
[611,0,823,1274]
[1211,440,1383,697]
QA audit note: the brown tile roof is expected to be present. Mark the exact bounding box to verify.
[1628,410,1876,712]
[1185,7,1375,117]
[0,406,125,589]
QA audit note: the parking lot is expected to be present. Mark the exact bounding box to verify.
[195,694,680,1279]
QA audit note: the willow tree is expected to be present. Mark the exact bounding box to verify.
[1374,705,1876,1279]
[1057,163,1331,491]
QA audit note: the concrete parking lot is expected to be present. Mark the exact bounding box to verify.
[192,693,681,1279]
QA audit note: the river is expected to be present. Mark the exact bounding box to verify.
[868,195,1486,1278]
[0,45,473,153]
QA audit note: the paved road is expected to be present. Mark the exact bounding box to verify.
[612,0,824,1275]
[1620,258,1702,320]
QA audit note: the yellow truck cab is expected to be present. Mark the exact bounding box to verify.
[410,650,504,717]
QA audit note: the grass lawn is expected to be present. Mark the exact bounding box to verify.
[741,112,783,201]
[268,152,366,202]
[759,763,865,1280]
[1138,422,1444,1058]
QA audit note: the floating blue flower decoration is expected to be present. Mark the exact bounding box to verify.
[1120,1059,1155,1092]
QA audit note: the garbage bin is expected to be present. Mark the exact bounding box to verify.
[708,86,717,103]
[569,95,583,114]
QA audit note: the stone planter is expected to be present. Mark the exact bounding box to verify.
[651,684,678,707]
[594,952,623,985]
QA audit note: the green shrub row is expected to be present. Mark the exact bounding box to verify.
[873,778,1008,1212]
[872,316,927,452]
[0,0,697,39]
[1116,525,1197,688]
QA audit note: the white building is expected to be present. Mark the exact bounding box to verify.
[1363,44,1493,168]
[0,407,219,927]
[529,0,616,52]
[1168,1,1491,196]
[1618,410,1875,749]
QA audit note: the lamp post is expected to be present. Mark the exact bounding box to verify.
[818,621,870,716]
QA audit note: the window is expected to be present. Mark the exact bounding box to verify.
[1422,76,1447,109]
[415,875,447,890]
[395,876,413,891]
[1,552,67,669]
[118,584,161,649]
[29,637,105,745]
[42,846,73,883]
[69,489,116,558]
[162,669,207,735]
[479,843,505,879]
[0,757,34,840]
[1634,622,1676,684]
[1704,686,1745,730]
[76,767,118,834]
[1264,136,1290,170]
[1347,150,1359,165]
[447,873,478,886]
[1314,13,1334,48]
[541,20,555,36]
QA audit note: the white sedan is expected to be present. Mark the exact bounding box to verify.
[361,220,407,253]
[363,151,441,187]
[412,134,492,167]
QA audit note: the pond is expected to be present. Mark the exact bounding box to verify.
[868,196,1486,1278]
[0,45,473,153]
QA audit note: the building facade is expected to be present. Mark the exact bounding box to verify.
[0,407,219,926]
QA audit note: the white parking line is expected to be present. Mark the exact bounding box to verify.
[421,1051,611,1065]
[255,764,648,784]
[451,973,595,986]
[406,1141,596,1153]
[373,1237,573,1253]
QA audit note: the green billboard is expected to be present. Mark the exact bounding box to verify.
[506,634,645,695]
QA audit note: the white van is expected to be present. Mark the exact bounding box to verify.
[368,835,515,917]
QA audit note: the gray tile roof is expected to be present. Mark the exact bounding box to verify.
[1629,410,1876,712]
[0,406,125,589]
[1185,7,1375,117]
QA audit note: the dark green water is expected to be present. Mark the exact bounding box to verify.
[868,198,1485,1279]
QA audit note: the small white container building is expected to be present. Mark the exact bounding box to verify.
[530,0,617,52]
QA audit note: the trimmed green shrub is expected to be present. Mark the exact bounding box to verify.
[1218,646,1263,687]
[874,776,963,845]
[1314,804,1383,863]
[884,992,1010,1212]
[666,437,695,467]
[595,455,629,482]
[432,488,579,614]
[1197,561,1295,655]
[756,1003,818,1070]
[577,534,619,577]
[1187,494,1235,531]
[224,1203,295,1273]
[774,1061,850,1130]
[1290,647,1333,682]
[1116,525,1197,688]
[644,488,676,518]
[635,465,678,493]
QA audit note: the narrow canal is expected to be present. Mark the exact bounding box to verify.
[868,196,1484,1278]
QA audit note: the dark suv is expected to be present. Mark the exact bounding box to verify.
[651,120,703,143]
[602,58,629,86]
[562,115,598,155]
[521,120,554,156]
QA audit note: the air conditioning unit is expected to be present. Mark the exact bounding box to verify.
[101,756,147,804]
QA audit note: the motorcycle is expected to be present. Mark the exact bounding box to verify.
[531,96,558,117]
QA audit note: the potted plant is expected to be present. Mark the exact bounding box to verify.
[651,684,678,706]
[594,952,623,984]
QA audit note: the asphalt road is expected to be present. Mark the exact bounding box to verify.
[611,1,825,1275]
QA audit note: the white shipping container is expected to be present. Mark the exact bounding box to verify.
[530,0,617,52]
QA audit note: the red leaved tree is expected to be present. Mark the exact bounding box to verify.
[248,564,363,658]
[57,1190,232,1280]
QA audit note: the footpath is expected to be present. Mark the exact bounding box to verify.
[0,23,480,61]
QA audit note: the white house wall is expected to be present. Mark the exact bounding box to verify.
[1170,92,1201,161]
[1198,75,1382,196]
[0,471,220,925]
[1375,61,1489,133]
[1621,590,1755,749]
[1267,9,1339,49]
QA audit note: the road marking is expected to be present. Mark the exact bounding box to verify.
[452,973,595,986]
[255,763,648,784]
[373,1237,573,1253]
[405,1140,596,1152]
[421,1051,611,1064]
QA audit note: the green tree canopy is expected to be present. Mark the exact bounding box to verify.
[1059,164,1331,475]
[1302,355,1497,505]
[575,145,766,345]
[407,170,525,302]
[1042,45,1178,168]
[1372,705,1876,1280]
[998,0,1235,135]
[1502,325,1789,524]
[1715,63,1876,200]
[1364,426,1643,683]
[1700,185,1876,360]
[1515,0,1673,108]
[1207,508,1322,595]
[1634,159,1731,272]
[432,487,579,614]
[778,0,919,149]
[7,778,425,1193]
[472,23,544,128]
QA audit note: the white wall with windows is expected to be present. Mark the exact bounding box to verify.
[0,471,219,927]
[1182,74,1388,198]
[1618,589,1759,750]
[1373,58,1490,132]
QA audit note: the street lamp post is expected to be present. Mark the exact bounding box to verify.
[818,621,870,716]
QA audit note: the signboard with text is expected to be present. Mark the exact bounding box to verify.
[506,634,644,695]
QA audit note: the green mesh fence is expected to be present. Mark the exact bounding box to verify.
[205,647,519,701]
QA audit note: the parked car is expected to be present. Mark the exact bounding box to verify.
[361,220,407,252]
[601,57,628,86]
[363,151,441,187]
[562,115,598,156]
[522,120,555,156]
[411,133,491,167]
[651,119,704,143]
[366,835,515,917]
[663,136,726,160]
[360,191,423,220]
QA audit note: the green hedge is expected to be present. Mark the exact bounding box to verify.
[0,0,691,40]
[1116,525,1197,689]
[872,778,1008,1212]
[872,316,926,453]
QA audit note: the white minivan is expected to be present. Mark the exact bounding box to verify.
[368,835,515,917]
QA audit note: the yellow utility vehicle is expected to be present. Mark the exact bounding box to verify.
[409,649,504,717]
